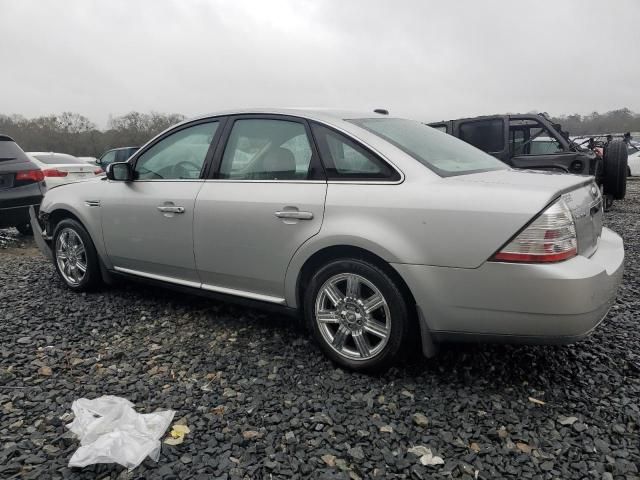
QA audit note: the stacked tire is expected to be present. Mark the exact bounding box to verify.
[603,139,628,201]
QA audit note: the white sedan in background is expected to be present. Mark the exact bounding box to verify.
[628,143,640,176]
[78,156,99,165]
[27,152,104,188]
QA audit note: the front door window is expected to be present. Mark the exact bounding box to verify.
[134,122,219,180]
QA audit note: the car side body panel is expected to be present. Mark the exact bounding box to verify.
[194,180,327,300]
[39,179,111,266]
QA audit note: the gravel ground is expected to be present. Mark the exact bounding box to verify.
[1,181,639,480]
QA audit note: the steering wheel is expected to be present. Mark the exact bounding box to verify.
[172,160,201,179]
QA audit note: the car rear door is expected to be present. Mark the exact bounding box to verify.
[101,120,223,285]
[193,115,326,303]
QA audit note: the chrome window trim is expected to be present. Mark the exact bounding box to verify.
[111,179,204,183]
[201,179,326,184]
[112,266,286,305]
[123,112,405,185]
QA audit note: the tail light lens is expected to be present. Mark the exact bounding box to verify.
[15,169,45,183]
[491,198,577,263]
[94,168,104,175]
[42,169,68,177]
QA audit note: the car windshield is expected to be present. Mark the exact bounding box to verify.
[31,153,85,165]
[349,118,507,177]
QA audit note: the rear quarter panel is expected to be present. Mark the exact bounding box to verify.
[284,173,557,307]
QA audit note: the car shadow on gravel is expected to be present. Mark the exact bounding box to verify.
[111,275,596,389]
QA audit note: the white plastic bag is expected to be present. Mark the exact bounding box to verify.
[66,395,175,469]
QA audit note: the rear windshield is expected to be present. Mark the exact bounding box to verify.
[348,118,507,177]
[31,153,85,165]
[0,139,29,162]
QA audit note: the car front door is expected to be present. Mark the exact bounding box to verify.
[193,116,326,303]
[101,120,222,285]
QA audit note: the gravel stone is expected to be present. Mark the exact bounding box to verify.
[0,180,639,479]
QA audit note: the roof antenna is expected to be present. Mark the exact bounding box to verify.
[374,108,389,115]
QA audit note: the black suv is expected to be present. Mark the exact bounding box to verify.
[0,135,46,235]
[429,113,628,205]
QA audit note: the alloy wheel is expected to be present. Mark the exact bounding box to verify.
[55,228,88,286]
[314,273,391,361]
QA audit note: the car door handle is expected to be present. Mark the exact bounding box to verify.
[157,206,185,214]
[274,210,314,220]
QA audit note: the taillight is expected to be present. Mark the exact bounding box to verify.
[15,169,45,182]
[42,169,68,177]
[491,198,577,263]
[94,168,104,175]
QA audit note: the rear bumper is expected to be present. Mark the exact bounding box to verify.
[393,227,624,342]
[0,183,43,228]
[0,203,40,228]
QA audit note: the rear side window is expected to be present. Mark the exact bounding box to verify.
[311,124,399,181]
[459,119,505,153]
[0,139,29,162]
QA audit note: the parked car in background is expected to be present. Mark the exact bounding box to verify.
[0,135,46,235]
[97,146,139,169]
[32,109,624,371]
[628,142,640,176]
[429,114,628,207]
[27,152,104,188]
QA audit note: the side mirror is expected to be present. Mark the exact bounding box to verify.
[106,162,133,181]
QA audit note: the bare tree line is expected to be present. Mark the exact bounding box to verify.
[0,112,185,157]
[1,108,639,158]
[550,108,640,136]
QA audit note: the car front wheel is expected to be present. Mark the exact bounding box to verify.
[52,219,101,291]
[304,258,412,372]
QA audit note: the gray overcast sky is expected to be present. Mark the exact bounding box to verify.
[1,0,639,126]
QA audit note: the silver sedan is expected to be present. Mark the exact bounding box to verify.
[32,109,624,371]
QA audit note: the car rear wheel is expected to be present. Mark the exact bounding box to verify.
[603,139,628,200]
[52,219,101,291]
[304,258,411,372]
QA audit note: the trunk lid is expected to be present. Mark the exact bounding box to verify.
[562,182,603,258]
[448,169,603,260]
[44,164,101,180]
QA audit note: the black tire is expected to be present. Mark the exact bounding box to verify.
[52,218,102,291]
[15,223,33,236]
[304,258,412,372]
[603,139,628,200]
[603,194,614,212]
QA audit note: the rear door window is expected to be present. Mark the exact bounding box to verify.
[219,119,314,180]
[458,119,505,153]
